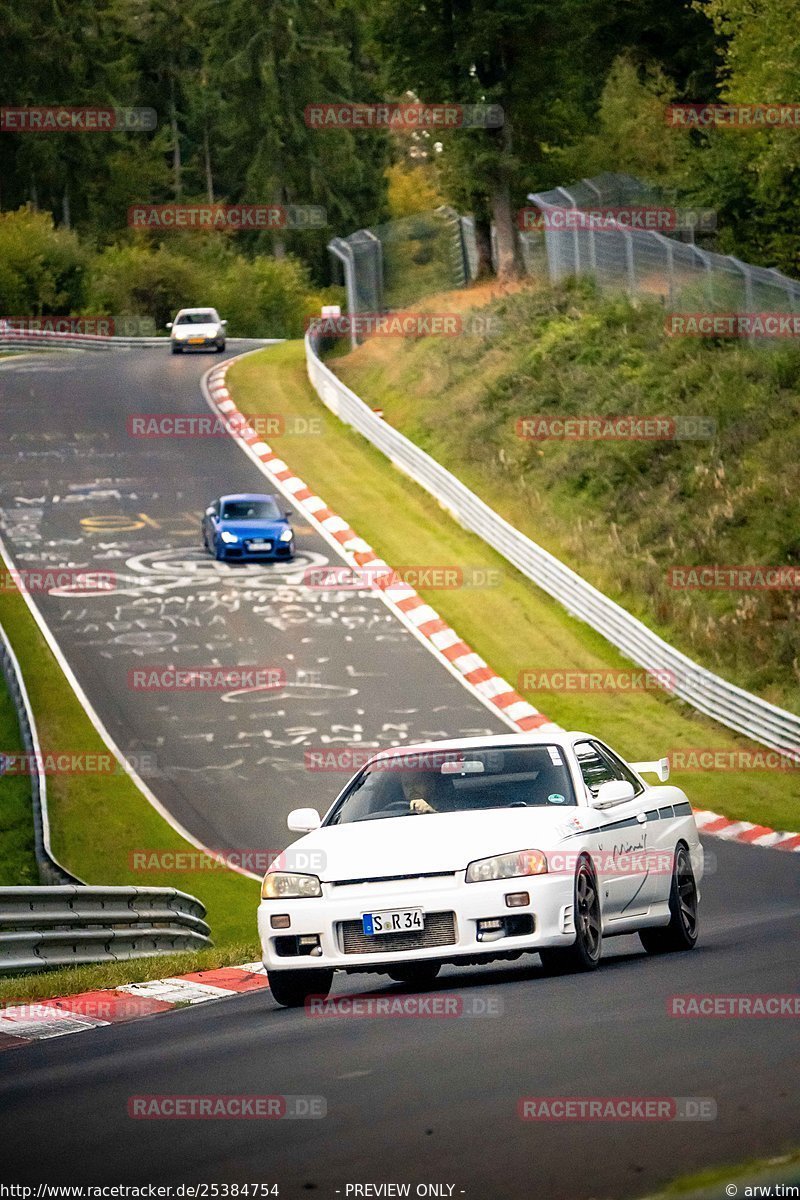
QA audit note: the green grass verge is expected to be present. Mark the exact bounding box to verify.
[0,662,38,886]
[334,279,800,716]
[0,941,259,1006]
[227,341,799,831]
[643,1149,800,1199]
[0,584,260,995]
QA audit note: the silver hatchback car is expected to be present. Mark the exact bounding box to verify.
[167,307,227,353]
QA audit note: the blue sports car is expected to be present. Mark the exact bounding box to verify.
[202,493,295,562]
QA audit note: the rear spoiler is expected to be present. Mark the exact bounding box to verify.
[631,757,670,783]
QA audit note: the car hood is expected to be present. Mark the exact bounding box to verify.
[287,807,594,882]
[220,519,288,538]
[174,323,220,336]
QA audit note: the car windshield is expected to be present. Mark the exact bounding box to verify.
[221,498,281,521]
[326,746,577,825]
[176,312,217,324]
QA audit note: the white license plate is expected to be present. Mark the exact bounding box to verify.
[248,539,272,548]
[362,908,424,936]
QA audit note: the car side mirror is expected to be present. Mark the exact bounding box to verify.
[166,322,173,330]
[221,319,228,327]
[592,780,636,809]
[287,807,321,833]
[284,509,293,519]
[204,506,215,517]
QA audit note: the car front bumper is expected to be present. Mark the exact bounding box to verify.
[259,873,577,973]
[218,542,294,561]
[172,335,222,350]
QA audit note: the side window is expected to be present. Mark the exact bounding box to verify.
[574,742,619,796]
[594,741,644,796]
[213,500,221,517]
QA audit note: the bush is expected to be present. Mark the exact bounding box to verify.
[87,242,340,337]
[0,208,87,316]
[86,244,214,332]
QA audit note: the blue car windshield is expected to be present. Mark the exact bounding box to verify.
[326,745,577,825]
[222,499,281,521]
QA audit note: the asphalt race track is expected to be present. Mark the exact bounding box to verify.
[1,839,798,1197]
[0,344,504,859]
[0,347,798,1198]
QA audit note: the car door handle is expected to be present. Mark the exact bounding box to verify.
[636,812,647,824]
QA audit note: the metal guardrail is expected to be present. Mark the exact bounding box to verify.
[0,331,278,352]
[0,886,211,975]
[0,330,169,351]
[0,621,80,885]
[305,331,800,757]
[0,621,213,974]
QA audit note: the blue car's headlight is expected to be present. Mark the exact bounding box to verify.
[220,531,239,544]
[279,529,293,542]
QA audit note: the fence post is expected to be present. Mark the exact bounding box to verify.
[727,256,756,345]
[558,187,581,275]
[691,246,715,307]
[327,237,359,350]
[363,229,384,311]
[624,230,635,294]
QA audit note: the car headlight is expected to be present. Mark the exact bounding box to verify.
[261,871,322,899]
[465,850,548,883]
[220,531,239,544]
[279,529,293,542]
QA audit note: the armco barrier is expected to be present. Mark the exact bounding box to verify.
[0,886,211,975]
[0,621,80,886]
[305,331,800,757]
[0,331,279,352]
[0,330,167,351]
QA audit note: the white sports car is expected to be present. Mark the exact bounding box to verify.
[259,732,703,1007]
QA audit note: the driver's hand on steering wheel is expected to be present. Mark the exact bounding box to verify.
[409,796,436,814]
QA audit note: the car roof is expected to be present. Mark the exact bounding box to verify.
[176,307,219,315]
[219,493,279,503]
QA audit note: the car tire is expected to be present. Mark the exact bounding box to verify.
[639,843,699,955]
[213,540,227,561]
[267,967,333,1009]
[216,341,226,352]
[387,962,441,986]
[539,856,602,974]
[171,343,182,354]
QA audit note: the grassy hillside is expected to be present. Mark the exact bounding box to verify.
[333,279,800,716]
[227,342,799,830]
